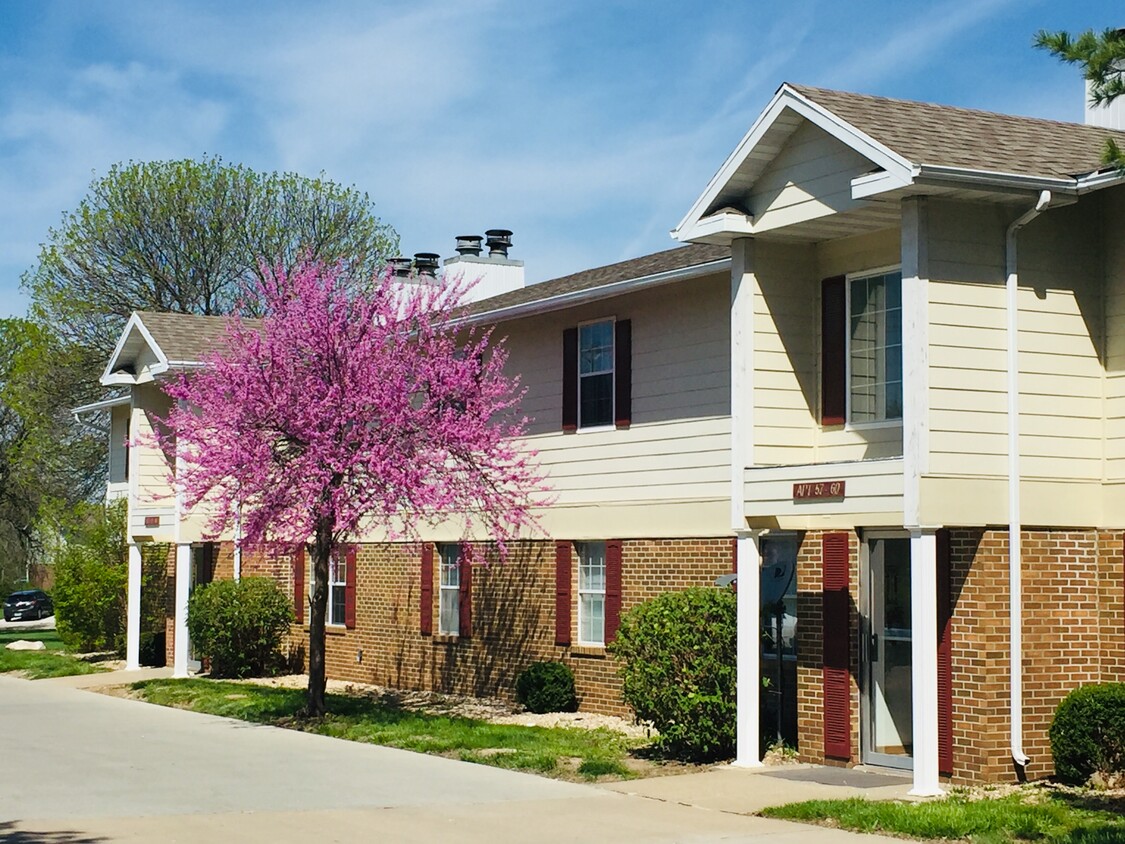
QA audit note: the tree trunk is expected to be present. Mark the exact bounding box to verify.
[305,517,332,717]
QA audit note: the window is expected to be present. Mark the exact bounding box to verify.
[848,270,902,424]
[328,551,346,626]
[579,320,614,428]
[577,541,606,645]
[438,544,460,636]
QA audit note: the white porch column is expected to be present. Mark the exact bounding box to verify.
[172,543,192,678]
[734,532,764,767]
[909,529,942,796]
[125,543,143,670]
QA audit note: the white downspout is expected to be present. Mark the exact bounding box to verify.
[1005,189,1051,771]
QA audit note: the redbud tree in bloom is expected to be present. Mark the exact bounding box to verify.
[160,260,547,715]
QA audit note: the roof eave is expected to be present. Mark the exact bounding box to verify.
[99,312,170,386]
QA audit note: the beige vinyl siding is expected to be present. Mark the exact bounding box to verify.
[745,457,904,529]
[108,404,129,484]
[925,198,1105,483]
[130,383,174,513]
[751,229,903,468]
[499,273,730,532]
[1104,188,1125,481]
[748,120,874,233]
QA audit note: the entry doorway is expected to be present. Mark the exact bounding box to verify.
[861,535,913,769]
[187,544,215,672]
[760,534,798,750]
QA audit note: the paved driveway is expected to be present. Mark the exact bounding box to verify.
[0,676,893,843]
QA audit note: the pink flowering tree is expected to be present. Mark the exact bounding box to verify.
[160,260,546,715]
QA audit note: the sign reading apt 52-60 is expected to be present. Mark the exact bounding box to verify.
[792,480,846,500]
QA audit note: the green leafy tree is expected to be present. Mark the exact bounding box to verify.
[1036,27,1125,168]
[53,500,129,653]
[23,156,400,354]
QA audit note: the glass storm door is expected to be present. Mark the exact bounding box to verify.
[863,536,913,769]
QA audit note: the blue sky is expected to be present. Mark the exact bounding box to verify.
[0,0,1118,318]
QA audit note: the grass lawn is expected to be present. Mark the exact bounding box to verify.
[134,678,645,781]
[0,628,108,679]
[761,789,1125,844]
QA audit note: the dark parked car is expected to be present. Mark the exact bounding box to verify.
[3,590,53,622]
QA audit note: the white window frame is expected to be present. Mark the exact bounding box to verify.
[327,551,346,627]
[577,317,615,432]
[845,266,903,429]
[576,541,607,646]
[438,544,460,636]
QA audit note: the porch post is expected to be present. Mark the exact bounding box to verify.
[125,543,142,670]
[172,543,192,678]
[734,531,763,767]
[910,529,942,795]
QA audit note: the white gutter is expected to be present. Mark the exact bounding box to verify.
[463,259,732,326]
[1005,189,1052,771]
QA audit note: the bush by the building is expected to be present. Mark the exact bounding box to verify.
[52,501,128,653]
[609,586,736,762]
[187,577,293,678]
[1049,682,1125,784]
[515,661,578,713]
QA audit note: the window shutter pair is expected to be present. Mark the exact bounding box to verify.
[821,276,846,426]
[561,320,632,431]
[553,539,623,646]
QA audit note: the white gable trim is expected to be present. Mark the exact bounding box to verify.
[100,312,170,386]
[672,84,915,242]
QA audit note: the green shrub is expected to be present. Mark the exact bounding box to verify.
[187,577,293,678]
[1049,682,1125,784]
[53,501,128,653]
[609,586,736,762]
[515,661,578,713]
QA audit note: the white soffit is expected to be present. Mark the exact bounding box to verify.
[672,84,915,243]
[100,312,170,386]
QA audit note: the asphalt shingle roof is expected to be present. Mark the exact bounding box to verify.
[469,243,731,316]
[135,311,254,363]
[790,83,1125,180]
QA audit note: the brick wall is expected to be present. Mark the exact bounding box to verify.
[274,536,736,716]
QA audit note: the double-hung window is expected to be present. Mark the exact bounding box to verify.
[848,270,902,424]
[328,551,347,626]
[579,320,615,428]
[438,544,460,636]
[577,541,606,645]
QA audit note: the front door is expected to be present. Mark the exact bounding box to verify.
[862,536,913,769]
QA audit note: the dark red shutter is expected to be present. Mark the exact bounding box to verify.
[344,545,357,630]
[822,531,851,760]
[605,540,623,644]
[562,328,578,432]
[821,276,846,426]
[731,537,738,573]
[420,544,433,636]
[459,548,472,638]
[555,541,572,646]
[293,546,306,625]
[614,319,632,429]
[937,529,954,776]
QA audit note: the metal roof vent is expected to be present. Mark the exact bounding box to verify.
[414,252,440,277]
[484,229,512,259]
[388,256,413,278]
[455,235,483,257]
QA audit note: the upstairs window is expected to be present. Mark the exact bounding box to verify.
[849,270,902,424]
[562,319,631,431]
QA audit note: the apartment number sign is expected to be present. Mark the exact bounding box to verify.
[792,480,846,501]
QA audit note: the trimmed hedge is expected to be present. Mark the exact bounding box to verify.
[609,586,736,761]
[187,577,293,678]
[515,661,578,713]
[1049,682,1125,784]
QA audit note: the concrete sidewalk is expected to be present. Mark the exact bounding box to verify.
[42,665,175,688]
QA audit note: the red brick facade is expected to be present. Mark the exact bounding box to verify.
[793,527,1125,784]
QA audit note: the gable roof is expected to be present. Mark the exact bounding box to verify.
[134,311,249,363]
[675,82,1125,243]
[791,84,1125,181]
